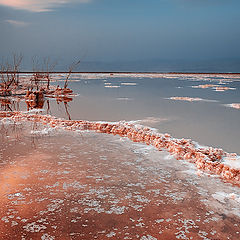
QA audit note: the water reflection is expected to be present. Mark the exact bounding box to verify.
[0,98,12,111]
[0,93,73,148]
[1,72,240,154]
[25,89,45,110]
[0,94,73,120]
[0,97,21,111]
[65,73,240,154]
[54,96,73,120]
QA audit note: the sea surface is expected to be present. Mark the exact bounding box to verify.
[12,73,240,155]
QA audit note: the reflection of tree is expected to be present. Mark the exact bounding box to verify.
[25,94,73,120]
[1,93,73,121]
[0,98,12,111]
[0,97,21,112]
[0,117,24,144]
[0,122,8,142]
[64,102,71,120]
[47,100,51,115]
[56,96,73,104]
[25,89,45,111]
[56,96,73,120]
[30,119,40,149]
[13,98,20,112]
[12,121,23,142]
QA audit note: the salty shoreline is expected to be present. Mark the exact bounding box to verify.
[1,120,239,239]
[1,111,239,186]
[4,72,240,75]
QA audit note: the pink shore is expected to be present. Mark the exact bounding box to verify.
[1,111,240,186]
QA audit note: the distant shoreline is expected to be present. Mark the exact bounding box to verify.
[1,71,240,75]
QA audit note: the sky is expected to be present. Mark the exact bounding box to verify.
[0,0,240,71]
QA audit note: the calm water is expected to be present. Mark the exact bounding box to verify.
[23,73,239,155]
[3,73,240,154]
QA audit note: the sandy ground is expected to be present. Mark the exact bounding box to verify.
[0,121,239,239]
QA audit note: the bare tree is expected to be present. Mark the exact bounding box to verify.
[12,53,23,86]
[31,56,42,90]
[0,53,23,96]
[31,56,57,90]
[43,57,58,90]
[64,60,81,89]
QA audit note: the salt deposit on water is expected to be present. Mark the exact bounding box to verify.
[116,98,133,101]
[104,85,121,88]
[225,103,240,110]
[191,84,236,92]
[40,72,240,81]
[120,82,138,86]
[167,97,218,102]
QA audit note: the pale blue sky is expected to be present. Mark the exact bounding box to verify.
[0,0,240,70]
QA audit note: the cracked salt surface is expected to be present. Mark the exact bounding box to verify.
[0,121,240,239]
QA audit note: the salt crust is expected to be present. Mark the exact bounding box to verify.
[1,111,239,185]
[167,97,218,102]
[225,103,240,110]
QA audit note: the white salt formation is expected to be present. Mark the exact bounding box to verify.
[227,103,240,110]
[1,111,239,186]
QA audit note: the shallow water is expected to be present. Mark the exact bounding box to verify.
[7,73,240,154]
[0,121,240,239]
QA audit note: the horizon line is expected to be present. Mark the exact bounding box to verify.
[1,71,240,75]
